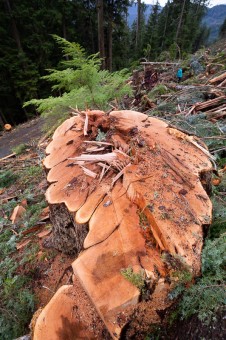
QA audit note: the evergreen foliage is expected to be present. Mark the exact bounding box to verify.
[219,18,226,38]
[178,234,226,324]
[0,163,47,339]
[121,267,145,292]
[0,170,18,188]
[145,1,161,60]
[24,36,132,120]
[143,0,210,61]
[0,0,216,124]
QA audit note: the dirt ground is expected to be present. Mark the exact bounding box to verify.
[0,117,45,158]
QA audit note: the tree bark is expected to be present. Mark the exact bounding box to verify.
[97,0,106,69]
[0,109,7,127]
[175,0,186,43]
[107,8,113,72]
[49,203,88,255]
[136,0,141,51]
[161,0,170,51]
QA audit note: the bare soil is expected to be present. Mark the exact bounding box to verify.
[0,117,45,158]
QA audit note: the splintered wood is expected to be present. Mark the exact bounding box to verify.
[35,110,213,339]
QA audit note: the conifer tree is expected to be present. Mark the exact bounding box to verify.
[145,1,161,60]
[219,18,226,38]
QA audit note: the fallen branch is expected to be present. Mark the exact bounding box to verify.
[0,153,16,161]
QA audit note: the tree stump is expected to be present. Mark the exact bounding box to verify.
[35,110,213,339]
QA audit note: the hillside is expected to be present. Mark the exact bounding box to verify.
[128,4,226,42]
[127,3,153,26]
[203,5,226,42]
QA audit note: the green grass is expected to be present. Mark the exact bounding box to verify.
[0,170,18,188]
[12,143,27,155]
[0,225,37,339]
[0,162,47,338]
[23,165,42,178]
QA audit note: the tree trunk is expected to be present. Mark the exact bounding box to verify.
[4,0,22,51]
[161,0,170,51]
[97,0,106,69]
[62,0,69,61]
[108,11,113,72]
[0,109,7,127]
[136,0,141,51]
[175,0,186,43]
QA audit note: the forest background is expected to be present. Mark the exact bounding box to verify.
[0,0,226,127]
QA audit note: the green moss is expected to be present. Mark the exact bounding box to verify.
[121,267,145,292]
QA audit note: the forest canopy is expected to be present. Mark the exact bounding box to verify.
[0,0,215,126]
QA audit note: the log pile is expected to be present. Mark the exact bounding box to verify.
[187,70,226,121]
[34,110,213,339]
[209,71,226,87]
[187,95,226,121]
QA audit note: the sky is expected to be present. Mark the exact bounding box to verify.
[143,0,226,7]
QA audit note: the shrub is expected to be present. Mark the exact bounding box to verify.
[0,275,35,340]
[0,170,18,188]
[121,267,145,292]
[12,143,27,155]
[178,233,226,324]
[24,35,132,122]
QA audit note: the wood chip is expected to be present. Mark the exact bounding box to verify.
[10,205,26,224]
[84,113,89,136]
[69,152,117,164]
[80,166,97,179]
[22,225,42,235]
[37,228,52,238]
[16,239,31,250]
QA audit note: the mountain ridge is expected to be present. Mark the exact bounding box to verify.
[127,4,226,42]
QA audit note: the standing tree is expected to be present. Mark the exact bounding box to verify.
[157,0,209,59]
[219,18,226,38]
[145,0,161,60]
[96,0,131,71]
[175,0,187,43]
[97,0,106,69]
[136,0,142,51]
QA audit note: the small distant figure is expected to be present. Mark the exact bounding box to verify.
[176,68,183,82]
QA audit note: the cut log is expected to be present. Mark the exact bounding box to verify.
[209,71,226,84]
[217,78,226,87]
[193,96,226,112]
[34,110,213,339]
[4,123,12,131]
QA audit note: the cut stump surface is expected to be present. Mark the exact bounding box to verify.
[35,110,213,339]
